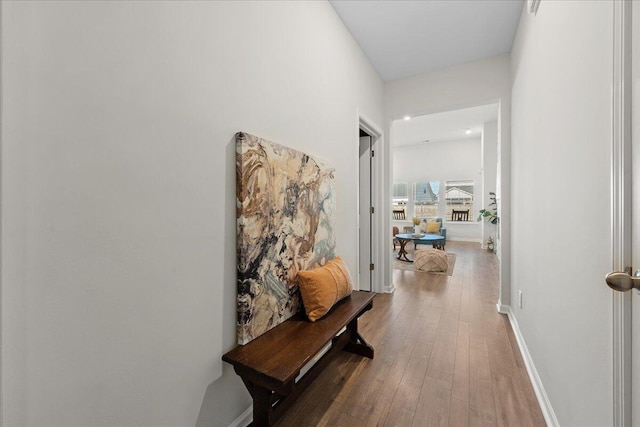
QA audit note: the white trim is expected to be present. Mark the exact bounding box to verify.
[359,114,383,140]
[384,282,396,294]
[0,2,4,424]
[446,237,482,244]
[358,112,385,294]
[611,1,632,425]
[228,405,252,427]
[357,133,373,292]
[389,99,501,124]
[443,222,480,226]
[527,0,541,15]
[501,305,559,427]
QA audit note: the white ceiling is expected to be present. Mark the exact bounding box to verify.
[329,0,524,83]
[393,103,499,147]
[328,1,518,147]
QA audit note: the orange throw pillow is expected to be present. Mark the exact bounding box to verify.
[426,220,441,233]
[296,257,353,322]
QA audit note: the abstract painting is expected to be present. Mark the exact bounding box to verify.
[235,132,336,344]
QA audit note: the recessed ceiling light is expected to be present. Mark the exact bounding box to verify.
[404,116,411,121]
[423,139,430,143]
[465,128,472,135]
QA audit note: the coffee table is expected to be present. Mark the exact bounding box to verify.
[394,233,446,262]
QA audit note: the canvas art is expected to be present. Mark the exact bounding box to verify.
[235,132,336,344]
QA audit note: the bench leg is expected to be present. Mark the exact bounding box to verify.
[252,387,273,427]
[240,378,277,427]
[343,318,374,359]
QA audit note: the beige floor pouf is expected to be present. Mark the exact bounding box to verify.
[414,248,448,272]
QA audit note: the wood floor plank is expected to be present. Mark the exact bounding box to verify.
[503,315,527,370]
[381,301,442,426]
[412,375,452,427]
[493,373,536,427]
[275,242,545,427]
[348,276,437,425]
[452,320,470,401]
[449,397,470,426]
[486,325,519,378]
[469,375,497,426]
[516,367,547,426]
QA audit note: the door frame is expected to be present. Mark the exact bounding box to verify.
[358,114,384,293]
[358,133,373,291]
[611,0,632,425]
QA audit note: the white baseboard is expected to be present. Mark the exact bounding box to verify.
[447,237,483,243]
[500,305,560,427]
[228,405,252,427]
[384,282,396,293]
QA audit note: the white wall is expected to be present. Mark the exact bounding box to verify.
[1,2,383,426]
[384,55,512,304]
[481,121,498,248]
[510,2,613,425]
[393,138,482,242]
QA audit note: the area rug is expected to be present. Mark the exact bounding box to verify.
[393,249,456,276]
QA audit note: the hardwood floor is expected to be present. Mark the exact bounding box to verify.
[276,242,546,427]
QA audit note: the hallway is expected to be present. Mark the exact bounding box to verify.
[277,242,545,426]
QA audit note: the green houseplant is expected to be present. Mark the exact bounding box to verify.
[477,192,499,225]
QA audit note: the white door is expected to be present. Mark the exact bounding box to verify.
[606,2,639,425]
[359,135,372,291]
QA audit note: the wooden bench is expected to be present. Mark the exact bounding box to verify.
[222,291,375,427]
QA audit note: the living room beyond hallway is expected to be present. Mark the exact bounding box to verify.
[276,242,544,426]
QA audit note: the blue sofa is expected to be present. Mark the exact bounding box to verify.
[417,217,447,247]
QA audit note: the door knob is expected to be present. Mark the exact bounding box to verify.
[605,270,640,292]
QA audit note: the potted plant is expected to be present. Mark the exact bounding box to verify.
[477,192,499,225]
[479,192,499,252]
[411,217,421,235]
[486,236,494,252]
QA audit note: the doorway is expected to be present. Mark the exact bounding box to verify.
[390,104,500,255]
[359,129,373,292]
[358,115,384,294]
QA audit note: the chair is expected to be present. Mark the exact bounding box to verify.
[392,209,406,220]
[393,226,400,250]
[451,209,469,221]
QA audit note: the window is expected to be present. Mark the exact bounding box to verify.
[392,182,408,219]
[413,181,439,218]
[445,180,474,221]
